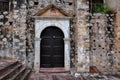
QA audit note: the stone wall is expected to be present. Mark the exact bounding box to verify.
[0,0,75,67]
[0,11,13,58]
[0,0,120,73]
[0,0,28,65]
[105,0,120,11]
[89,13,115,72]
[114,9,120,72]
[25,0,75,67]
[76,0,90,72]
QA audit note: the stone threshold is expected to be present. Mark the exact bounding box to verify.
[39,68,69,73]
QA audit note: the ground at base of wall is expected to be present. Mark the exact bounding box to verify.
[29,72,120,80]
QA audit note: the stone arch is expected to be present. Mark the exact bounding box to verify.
[35,20,69,39]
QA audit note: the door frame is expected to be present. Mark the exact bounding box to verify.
[34,18,71,72]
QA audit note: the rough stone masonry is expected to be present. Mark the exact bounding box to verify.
[0,0,120,73]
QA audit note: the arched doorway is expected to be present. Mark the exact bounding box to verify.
[34,17,71,72]
[40,26,64,68]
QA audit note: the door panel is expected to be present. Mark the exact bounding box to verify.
[40,27,64,68]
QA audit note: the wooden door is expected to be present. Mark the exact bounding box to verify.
[40,27,64,68]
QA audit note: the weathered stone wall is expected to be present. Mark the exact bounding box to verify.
[0,11,13,58]
[0,25,13,58]
[0,0,28,65]
[105,0,120,11]
[114,9,120,72]
[0,0,120,73]
[12,1,27,65]
[26,0,75,67]
[90,13,116,72]
[76,0,90,72]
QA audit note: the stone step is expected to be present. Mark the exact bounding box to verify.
[0,61,18,74]
[86,76,97,80]
[0,59,31,80]
[8,66,26,80]
[76,75,86,80]
[39,68,69,73]
[29,72,120,80]
[19,69,31,80]
[106,75,120,80]
[0,63,22,80]
[0,62,14,70]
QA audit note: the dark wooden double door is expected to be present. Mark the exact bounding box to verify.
[40,27,64,68]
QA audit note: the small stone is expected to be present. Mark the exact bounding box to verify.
[75,73,80,77]
[13,15,18,19]
[13,1,17,5]
[21,4,26,9]
[29,1,34,6]
[0,22,3,25]
[3,11,8,15]
[0,15,4,19]
[3,38,7,42]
